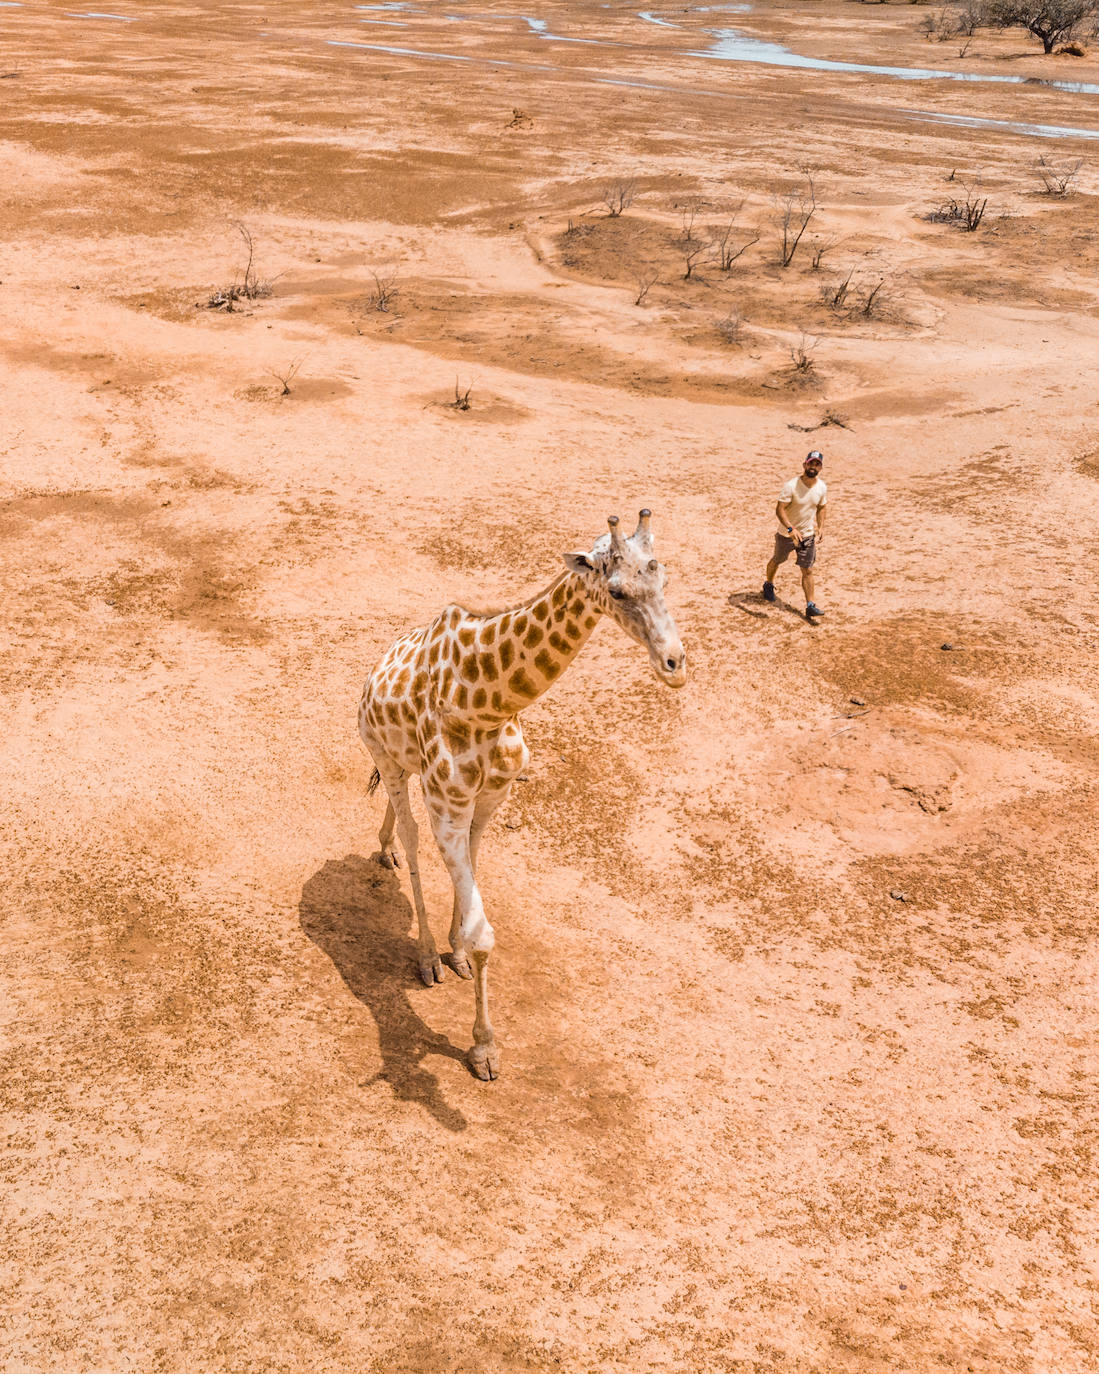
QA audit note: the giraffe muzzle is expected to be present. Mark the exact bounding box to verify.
[651,646,687,688]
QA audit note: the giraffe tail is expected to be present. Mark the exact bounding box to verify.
[367,767,382,796]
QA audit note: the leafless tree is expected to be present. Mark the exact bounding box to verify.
[776,171,818,268]
[981,0,1099,51]
[715,208,761,270]
[602,178,637,217]
[1035,155,1083,195]
[683,236,712,280]
[675,199,711,279]
[452,378,473,411]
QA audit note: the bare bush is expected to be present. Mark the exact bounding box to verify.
[776,171,818,268]
[924,0,985,38]
[789,333,819,374]
[452,378,473,411]
[1035,155,1083,195]
[267,357,304,396]
[204,222,276,310]
[716,308,745,345]
[957,0,986,34]
[789,409,851,433]
[634,269,659,305]
[820,270,854,312]
[857,277,889,318]
[602,178,637,217]
[928,179,988,230]
[369,267,400,312]
[676,199,695,239]
[810,236,840,271]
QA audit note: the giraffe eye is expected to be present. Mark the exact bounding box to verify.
[608,588,625,601]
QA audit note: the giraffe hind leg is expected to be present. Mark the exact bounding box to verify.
[377,799,399,870]
[362,742,444,985]
[366,755,401,870]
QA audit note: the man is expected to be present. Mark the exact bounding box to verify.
[762,449,827,618]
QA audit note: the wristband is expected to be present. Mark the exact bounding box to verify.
[785,525,793,533]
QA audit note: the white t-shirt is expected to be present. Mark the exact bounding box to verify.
[778,475,827,539]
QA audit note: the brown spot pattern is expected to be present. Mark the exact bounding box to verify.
[535,650,560,680]
[509,669,538,699]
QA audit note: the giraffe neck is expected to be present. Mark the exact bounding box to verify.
[446,572,602,723]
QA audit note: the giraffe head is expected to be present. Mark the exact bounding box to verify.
[563,510,686,688]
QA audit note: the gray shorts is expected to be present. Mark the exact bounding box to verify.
[773,533,817,570]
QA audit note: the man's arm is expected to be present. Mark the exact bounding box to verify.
[815,501,827,540]
[775,501,801,542]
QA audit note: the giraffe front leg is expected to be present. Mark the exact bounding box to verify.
[448,783,511,982]
[448,894,473,980]
[467,947,497,1081]
[426,790,499,1079]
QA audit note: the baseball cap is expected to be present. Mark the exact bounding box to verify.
[805,450,823,465]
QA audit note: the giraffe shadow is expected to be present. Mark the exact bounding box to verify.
[298,853,469,1132]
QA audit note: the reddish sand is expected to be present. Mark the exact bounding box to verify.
[2,1,1098,1369]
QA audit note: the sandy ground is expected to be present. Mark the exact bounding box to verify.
[2,0,1099,1369]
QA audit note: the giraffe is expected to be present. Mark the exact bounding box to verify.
[357,510,686,1080]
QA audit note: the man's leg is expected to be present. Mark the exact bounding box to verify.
[801,560,823,616]
[764,538,790,601]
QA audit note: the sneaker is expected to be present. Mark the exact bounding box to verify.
[805,602,824,618]
[762,581,776,603]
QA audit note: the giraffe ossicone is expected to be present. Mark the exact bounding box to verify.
[357,510,686,1081]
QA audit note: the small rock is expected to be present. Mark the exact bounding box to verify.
[850,696,866,707]
[504,820,522,831]
[889,889,910,903]
[940,642,954,651]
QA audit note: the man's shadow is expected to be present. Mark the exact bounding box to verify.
[729,589,811,623]
[299,853,468,1132]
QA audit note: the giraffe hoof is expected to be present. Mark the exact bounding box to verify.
[468,1044,500,1081]
[377,848,400,870]
[419,958,445,986]
[447,953,474,980]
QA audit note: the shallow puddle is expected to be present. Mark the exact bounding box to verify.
[698,27,1099,96]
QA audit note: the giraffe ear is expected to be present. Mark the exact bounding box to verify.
[563,551,595,573]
